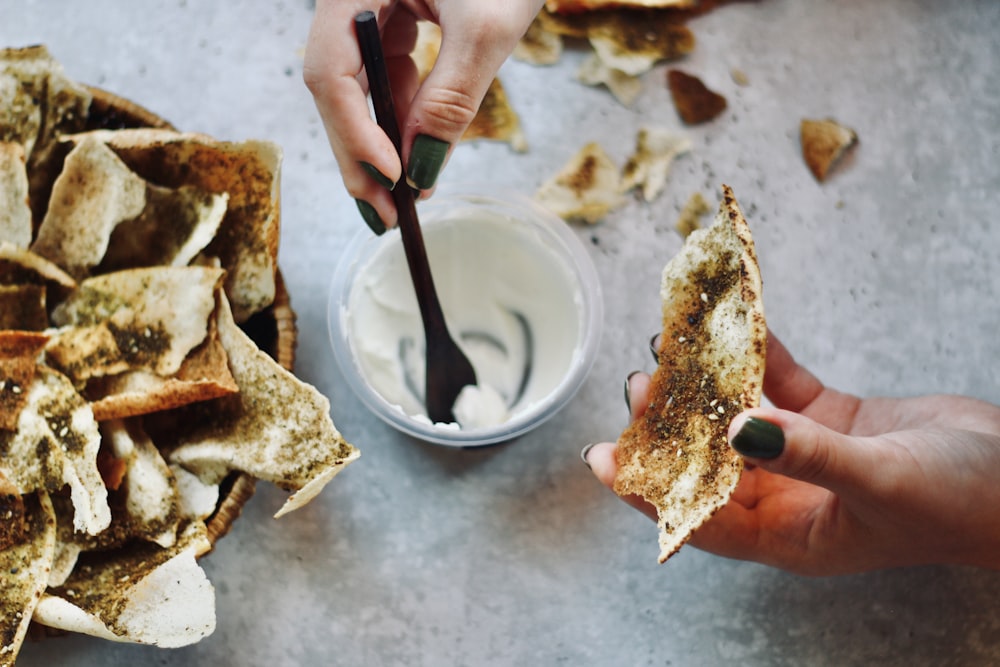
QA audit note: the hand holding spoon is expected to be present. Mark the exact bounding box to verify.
[354,11,477,424]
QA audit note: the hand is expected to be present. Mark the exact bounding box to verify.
[304,1,545,234]
[585,333,1000,575]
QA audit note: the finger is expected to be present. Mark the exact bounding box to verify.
[401,6,539,190]
[583,442,658,521]
[761,330,824,412]
[728,408,886,498]
[304,2,404,225]
[625,371,652,422]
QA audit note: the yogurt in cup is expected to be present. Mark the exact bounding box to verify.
[328,188,603,446]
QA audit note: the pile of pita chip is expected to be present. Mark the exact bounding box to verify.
[0,45,358,662]
[614,185,766,563]
[518,4,696,106]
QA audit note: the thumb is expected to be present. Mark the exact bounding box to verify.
[403,11,533,190]
[728,408,884,498]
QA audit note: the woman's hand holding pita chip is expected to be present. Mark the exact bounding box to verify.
[586,332,1000,575]
[303,0,544,233]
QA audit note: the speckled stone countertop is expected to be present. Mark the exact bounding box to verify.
[5,1,1000,665]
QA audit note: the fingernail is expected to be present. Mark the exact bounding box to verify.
[649,334,660,363]
[730,417,785,459]
[580,443,596,470]
[359,161,396,190]
[355,199,386,236]
[407,134,449,190]
[624,370,640,412]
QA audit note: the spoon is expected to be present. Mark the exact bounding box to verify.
[354,11,477,424]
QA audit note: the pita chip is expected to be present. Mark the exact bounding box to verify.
[614,185,766,563]
[667,69,727,125]
[620,127,691,201]
[514,16,564,65]
[69,128,281,322]
[30,137,147,279]
[46,266,224,384]
[0,241,76,293]
[577,53,643,107]
[156,293,359,518]
[0,366,110,535]
[535,142,623,223]
[33,521,215,648]
[0,492,56,667]
[800,118,858,182]
[0,330,48,430]
[0,142,31,248]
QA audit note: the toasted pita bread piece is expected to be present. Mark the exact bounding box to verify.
[577,53,642,106]
[33,520,215,648]
[667,69,727,125]
[0,366,110,535]
[0,470,25,550]
[30,137,146,279]
[535,142,623,223]
[0,45,92,226]
[538,9,695,76]
[85,295,239,421]
[514,16,564,65]
[69,128,281,322]
[620,127,691,201]
[0,241,76,293]
[0,330,48,431]
[0,492,56,667]
[153,292,359,518]
[675,190,711,238]
[31,138,228,280]
[412,23,528,152]
[46,266,225,384]
[0,284,47,331]
[800,118,858,182]
[0,142,31,248]
[614,185,765,563]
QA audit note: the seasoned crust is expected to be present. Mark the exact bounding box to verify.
[614,185,766,563]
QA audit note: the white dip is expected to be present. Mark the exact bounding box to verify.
[344,207,583,430]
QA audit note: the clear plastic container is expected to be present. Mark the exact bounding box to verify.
[327,188,603,447]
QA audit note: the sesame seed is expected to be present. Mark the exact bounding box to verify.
[678,336,686,343]
[717,405,725,414]
[709,399,719,407]
[701,292,708,302]
[11,385,20,394]
[59,426,69,438]
[708,413,720,421]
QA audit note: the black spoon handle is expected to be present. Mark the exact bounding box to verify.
[354,11,448,340]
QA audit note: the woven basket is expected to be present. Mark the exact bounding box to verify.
[84,86,298,549]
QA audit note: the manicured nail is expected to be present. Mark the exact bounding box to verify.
[624,370,641,412]
[407,134,449,190]
[730,417,785,459]
[355,199,386,236]
[580,443,596,469]
[649,334,660,363]
[359,161,396,190]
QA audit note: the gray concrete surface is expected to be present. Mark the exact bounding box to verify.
[4,1,1000,665]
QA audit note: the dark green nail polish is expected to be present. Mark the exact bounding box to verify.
[731,417,785,459]
[649,334,660,363]
[407,134,449,189]
[624,370,640,412]
[355,199,386,236]
[360,161,396,190]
